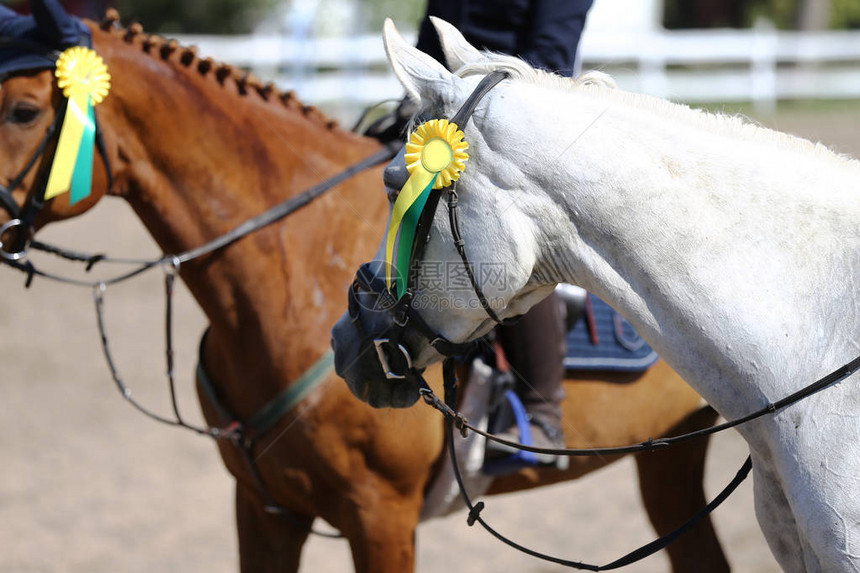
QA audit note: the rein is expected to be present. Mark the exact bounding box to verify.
[429,350,860,457]
[4,144,399,286]
[409,352,860,571]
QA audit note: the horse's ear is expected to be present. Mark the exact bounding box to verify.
[429,16,488,71]
[383,18,462,105]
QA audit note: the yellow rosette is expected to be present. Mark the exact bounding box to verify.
[385,119,469,296]
[44,46,111,204]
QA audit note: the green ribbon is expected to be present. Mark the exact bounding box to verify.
[393,175,437,298]
[68,102,96,206]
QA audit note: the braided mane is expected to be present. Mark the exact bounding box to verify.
[98,9,338,130]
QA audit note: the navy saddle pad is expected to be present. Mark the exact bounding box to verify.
[564,295,659,372]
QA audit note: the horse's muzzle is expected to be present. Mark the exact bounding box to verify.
[331,312,422,408]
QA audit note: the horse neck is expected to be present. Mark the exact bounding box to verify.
[509,86,860,414]
[92,27,386,383]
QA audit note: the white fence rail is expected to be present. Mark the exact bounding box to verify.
[175,28,860,121]
[584,28,860,111]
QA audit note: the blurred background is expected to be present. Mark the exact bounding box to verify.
[5,0,860,122]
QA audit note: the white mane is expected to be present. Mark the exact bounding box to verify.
[456,54,859,170]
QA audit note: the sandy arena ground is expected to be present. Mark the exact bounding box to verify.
[1,103,858,572]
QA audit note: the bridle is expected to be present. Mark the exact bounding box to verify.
[0,37,113,261]
[348,70,513,379]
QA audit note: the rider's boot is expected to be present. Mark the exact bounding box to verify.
[487,292,568,466]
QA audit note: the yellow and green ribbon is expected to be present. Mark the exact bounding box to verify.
[44,46,111,206]
[385,119,469,298]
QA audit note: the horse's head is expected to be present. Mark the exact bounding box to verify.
[332,18,563,408]
[0,0,111,258]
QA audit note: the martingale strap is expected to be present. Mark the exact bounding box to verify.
[195,328,334,439]
[195,329,340,536]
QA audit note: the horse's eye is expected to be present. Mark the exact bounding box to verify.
[7,104,40,125]
[383,162,407,202]
[385,185,398,203]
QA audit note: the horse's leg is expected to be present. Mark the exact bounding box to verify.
[752,432,860,573]
[749,456,806,573]
[235,482,311,573]
[346,525,416,573]
[340,484,421,573]
[634,405,730,573]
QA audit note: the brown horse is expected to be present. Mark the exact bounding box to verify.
[0,7,728,573]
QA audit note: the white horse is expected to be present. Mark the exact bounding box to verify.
[332,18,860,572]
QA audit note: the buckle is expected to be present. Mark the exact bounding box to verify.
[373,338,413,380]
[0,218,30,261]
[393,310,409,327]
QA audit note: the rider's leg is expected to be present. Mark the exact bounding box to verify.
[495,291,567,448]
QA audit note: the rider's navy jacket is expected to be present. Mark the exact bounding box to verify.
[416,0,594,78]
